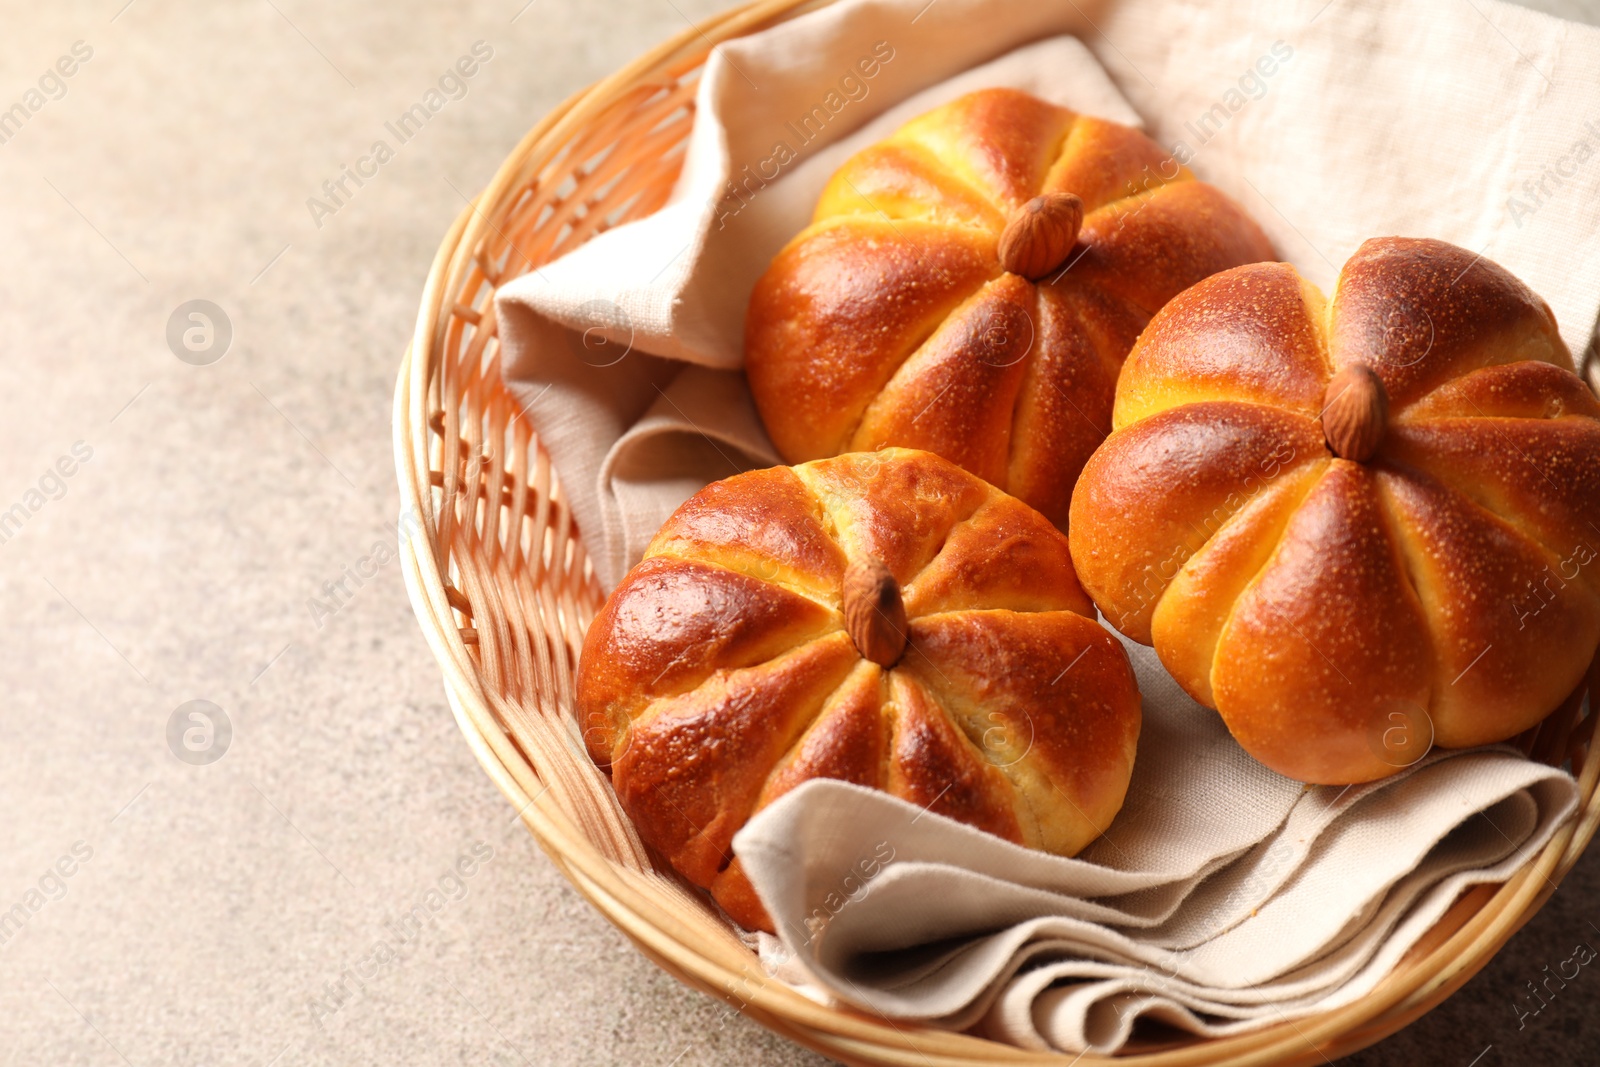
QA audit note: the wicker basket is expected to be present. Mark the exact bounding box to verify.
[394,2,1600,1061]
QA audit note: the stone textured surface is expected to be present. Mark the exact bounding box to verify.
[0,1,1594,1064]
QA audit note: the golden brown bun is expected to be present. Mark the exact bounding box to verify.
[579,448,1142,932]
[1070,237,1600,784]
[745,88,1275,530]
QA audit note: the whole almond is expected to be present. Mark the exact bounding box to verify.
[998,193,1084,280]
[842,557,908,668]
[1322,363,1389,463]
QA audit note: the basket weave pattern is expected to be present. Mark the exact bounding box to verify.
[394,3,1600,1061]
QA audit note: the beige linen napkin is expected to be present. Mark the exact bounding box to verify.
[492,0,1599,1052]
[733,638,1579,1053]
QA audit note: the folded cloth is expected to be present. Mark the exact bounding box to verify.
[733,639,1580,1053]
[491,0,1599,1052]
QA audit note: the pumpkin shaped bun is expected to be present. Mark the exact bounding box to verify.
[1070,237,1600,785]
[745,88,1274,530]
[578,449,1141,931]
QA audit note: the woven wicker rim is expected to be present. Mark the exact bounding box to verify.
[393,2,1600,1062]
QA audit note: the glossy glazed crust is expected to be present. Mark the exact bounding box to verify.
[1070,237,1600,784]
[745,88,1274,530]
[577,449,1141,931]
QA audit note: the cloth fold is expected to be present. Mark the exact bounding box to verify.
[493,0,1599,1052]
[734,642,1579,1053]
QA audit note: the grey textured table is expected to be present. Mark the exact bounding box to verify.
[1,2,1595,1064]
